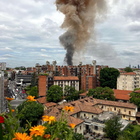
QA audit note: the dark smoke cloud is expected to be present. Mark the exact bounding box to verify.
[59,31,75,65]
[56,0,107,65]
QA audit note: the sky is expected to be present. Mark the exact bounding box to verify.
[0,0,140,68]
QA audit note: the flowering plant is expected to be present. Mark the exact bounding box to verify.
[0,96,76,140]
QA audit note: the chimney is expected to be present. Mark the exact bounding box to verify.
[92,60,96,75]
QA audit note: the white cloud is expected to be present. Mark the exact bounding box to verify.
[41,49,47,52]
[2,54,14,58]
[0,0,139,68]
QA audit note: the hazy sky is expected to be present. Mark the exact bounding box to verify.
[0,0,140,68]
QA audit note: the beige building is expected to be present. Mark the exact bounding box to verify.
[44,97,137,136]
[53,76,79,93]
[117,71,140,91]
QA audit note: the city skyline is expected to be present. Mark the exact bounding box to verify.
[0,0,140,68]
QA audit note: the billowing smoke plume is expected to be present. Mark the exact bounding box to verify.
[56,0,107,65]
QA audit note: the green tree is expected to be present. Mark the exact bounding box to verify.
[117,135,133,140]
[104,116,123,140]
[117,124,135,140]
[135,131,140,140]
[87,87,103,98]
[64,85,76,96]
[28,86,38,97]
[73,132,85,140]
[47,85,63,103]
[130,88,140,108]
[30,72,38,87]
[100,67,120,89]
[87,87,115,101]
[15,67,20,70]
[64,86,80,101]
[124,67,133,72]
[17,101,44,127]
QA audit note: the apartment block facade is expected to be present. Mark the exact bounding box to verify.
[37,60,108,91]
[117,71,140,91]
[53,76,79,93]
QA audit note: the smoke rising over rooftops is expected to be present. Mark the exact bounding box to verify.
[56,0,107,65]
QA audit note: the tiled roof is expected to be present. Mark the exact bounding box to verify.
[134,90,140,93]
[37,97,46,104]
[114,89,132,101]
[54,76,79,81]
[94,98,136,109]
[44,97,102,126]
[79,91,88,96]
[44,97,137,126]
[121,72,136,75]
[45,102,57,107]
[136,112,140,117]
[67,116,84,126]
[45,108,84,126]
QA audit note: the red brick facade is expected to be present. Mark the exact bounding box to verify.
[36,61,108,91]
[38,75,47,97]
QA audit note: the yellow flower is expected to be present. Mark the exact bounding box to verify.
[42,115,49,122]
[11,109,15,112]
[63,106,74,112]
[6,97,14,101]
[69,123,76,129]
[30,125,46,137]
[12,132,32,140]
[42,115,56,124]
[48,116,56,124]
[26,96,36,101]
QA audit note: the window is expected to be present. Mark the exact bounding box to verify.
[129,111,131,115]
[94,126,98,130]
[118,109,121,113]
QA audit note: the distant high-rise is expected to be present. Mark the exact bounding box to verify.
[0,62,6,70]
[0,62,6,113]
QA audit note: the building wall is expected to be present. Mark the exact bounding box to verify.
[54,80,79,93]
[74,123,84,134]
[38,75,47,96]
[39,61,109,91]
[98,104,136,121]
[117,73,140,91]
[90,122,105,135]
[81,74,86,91]
[80,112,98,120]
[81,75,96,91]
[72,112,98,120]
[0,71,5,113]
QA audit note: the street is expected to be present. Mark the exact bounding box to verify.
[7,80,27,109]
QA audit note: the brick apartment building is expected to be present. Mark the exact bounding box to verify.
[37,60,108,94]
